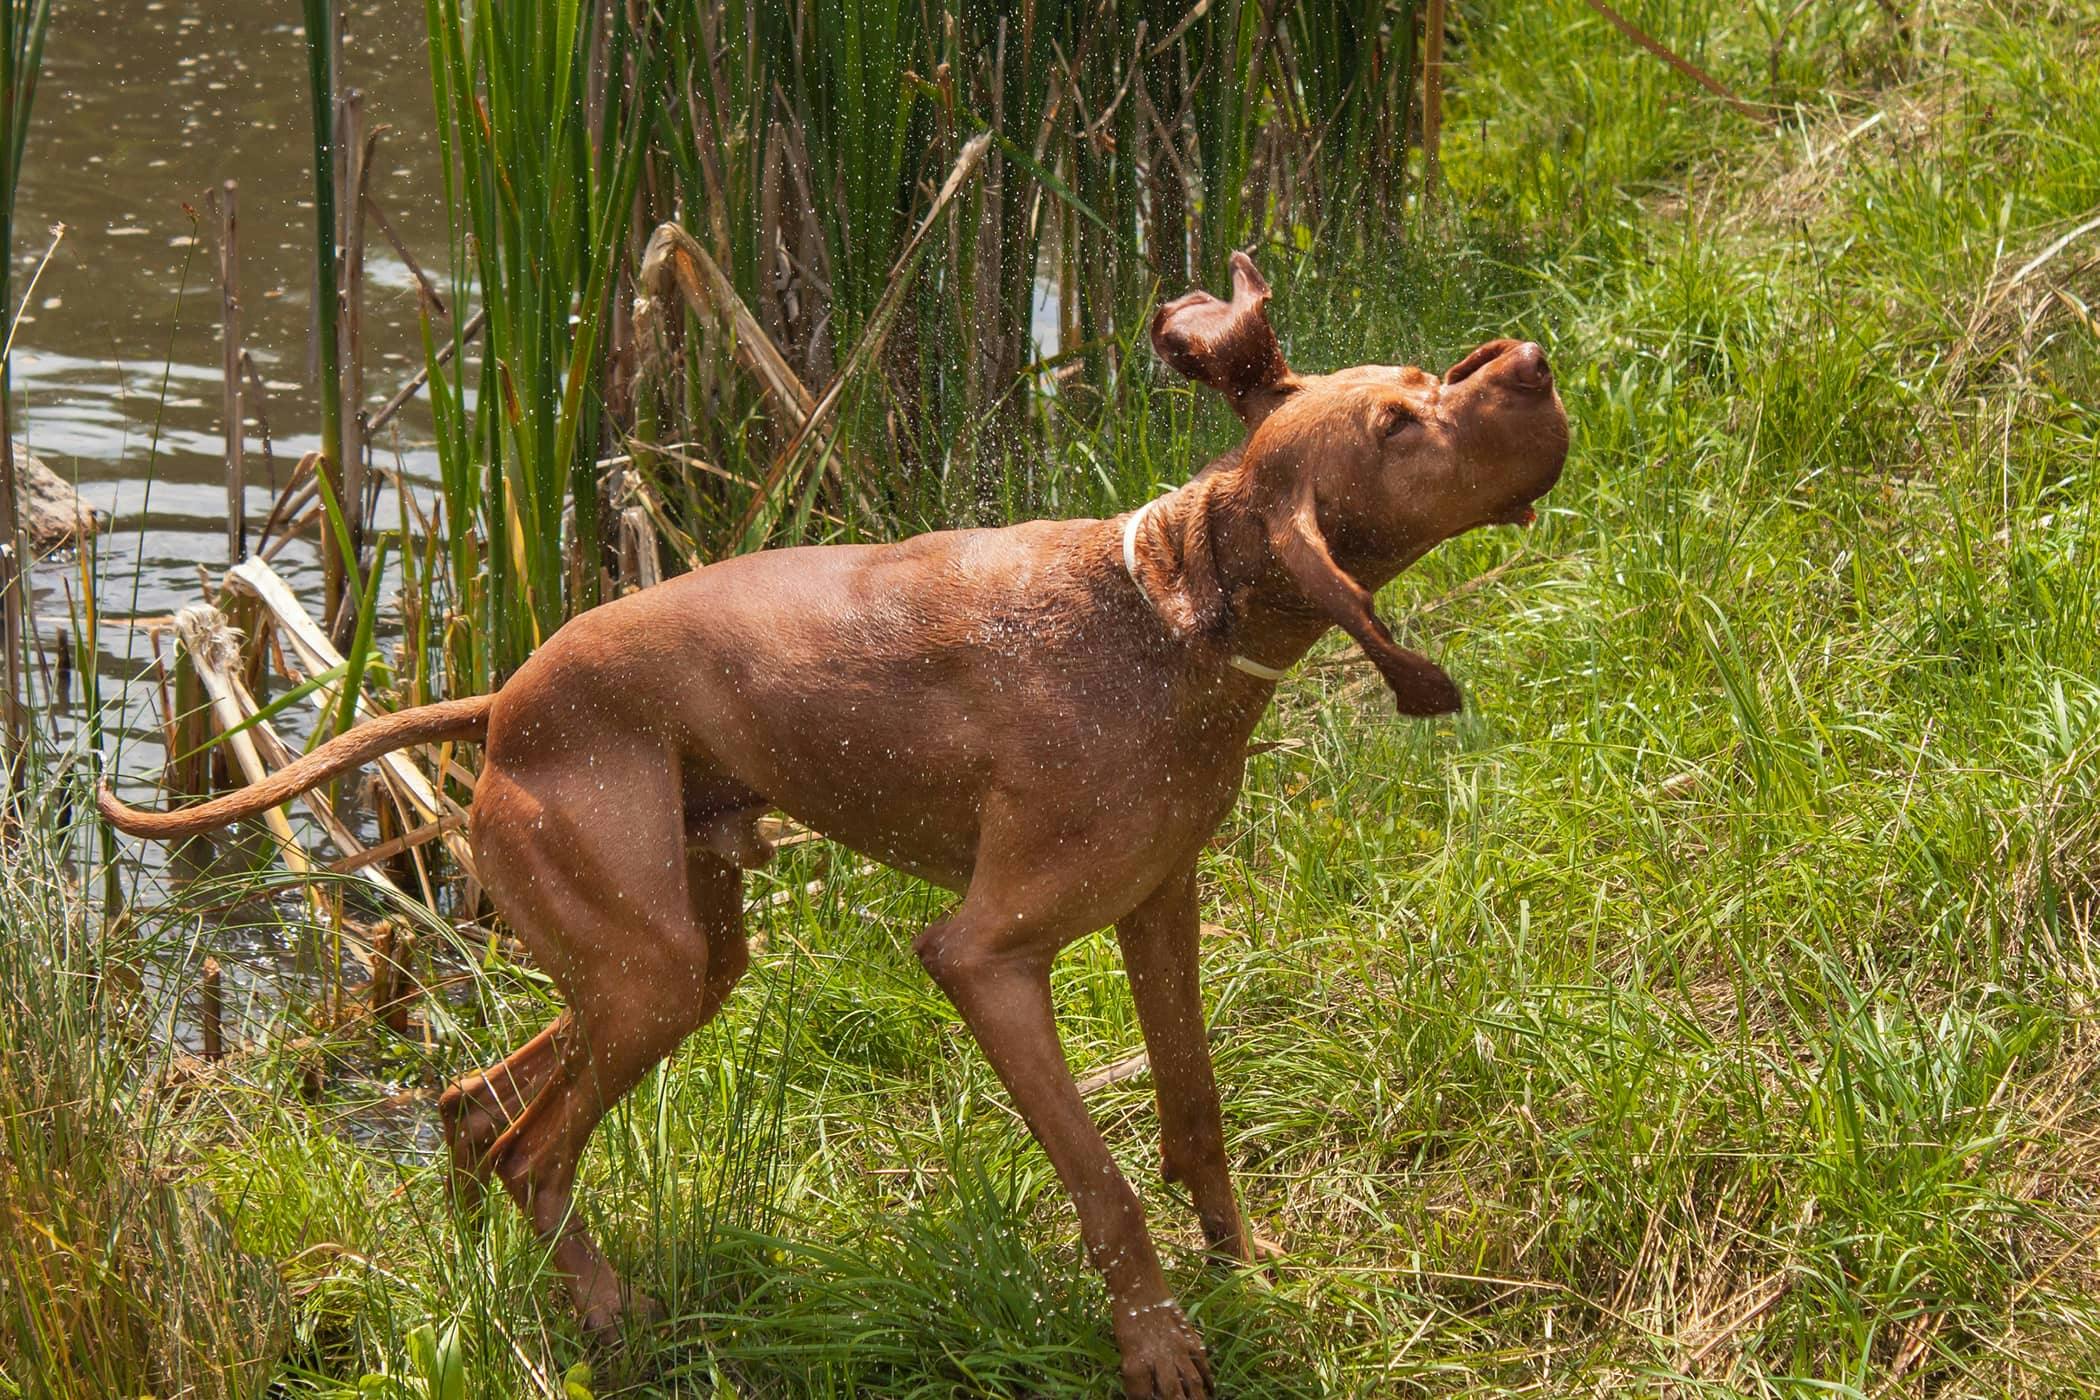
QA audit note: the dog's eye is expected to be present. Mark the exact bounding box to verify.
[1382,406,1419,438]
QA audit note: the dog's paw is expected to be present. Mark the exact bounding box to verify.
[580,1285,666,1344]
[1116,1299,1214,1399]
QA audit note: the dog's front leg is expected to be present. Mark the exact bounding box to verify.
[1116,865,1276,1267]
[917,905,1213,1400]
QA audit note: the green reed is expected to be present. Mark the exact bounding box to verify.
[298,0,353,635]
[421,0,647,684]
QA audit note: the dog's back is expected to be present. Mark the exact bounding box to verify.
[483,512,1224,888]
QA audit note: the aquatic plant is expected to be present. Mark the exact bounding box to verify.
[422,0,647,683]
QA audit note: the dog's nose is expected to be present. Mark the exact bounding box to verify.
[1500,341,1551,392]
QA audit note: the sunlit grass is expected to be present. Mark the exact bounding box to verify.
[9,0,2100,1395]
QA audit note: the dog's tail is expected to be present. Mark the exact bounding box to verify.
[97,693,496,840]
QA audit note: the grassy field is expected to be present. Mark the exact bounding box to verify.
[8,0,2100,1395]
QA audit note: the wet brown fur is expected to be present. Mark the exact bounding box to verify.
[99,255,1568,1399]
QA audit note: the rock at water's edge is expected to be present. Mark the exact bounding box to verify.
[12,444,107,551]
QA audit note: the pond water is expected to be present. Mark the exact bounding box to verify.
[16,0,450,767]
[16,3,465,1083]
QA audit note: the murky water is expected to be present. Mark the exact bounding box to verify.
[16,4,463,1087]
[16,1,448,754]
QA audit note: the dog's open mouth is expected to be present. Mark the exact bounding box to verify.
[1492,503,1539,528]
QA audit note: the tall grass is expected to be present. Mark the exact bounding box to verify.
[40,0,2100,1394]
[421,0,647,682]
[0,784,286,1396]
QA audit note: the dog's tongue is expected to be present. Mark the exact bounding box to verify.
[1520,507,1537,527]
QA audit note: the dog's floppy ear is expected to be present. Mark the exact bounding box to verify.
[1267,484,1461,717]
[1151,251,1297,427]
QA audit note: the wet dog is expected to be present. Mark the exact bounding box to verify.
[102,253,1568,1398]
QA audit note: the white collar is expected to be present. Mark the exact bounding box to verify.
[1121,493,1290,682]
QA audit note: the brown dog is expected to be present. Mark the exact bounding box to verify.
[101,254,1567,1399]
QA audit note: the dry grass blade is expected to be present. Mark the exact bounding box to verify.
[640,221,818,422]
[213,181,243,564]
[360,187,448,316]
[1423,0,1447,190]
[369,307,484,435]
[1145,0,1214,60]
[1076,1049,1153,1095]
[1581,0,1761,119]
[162,602,405,915]
[325,810,469,876]
[223,663,400,902]
[1682,1272,1793,1368]
[2005,208,2100,292]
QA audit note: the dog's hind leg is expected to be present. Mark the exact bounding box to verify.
[466,755,748,1335]
[438,1016,568,1209]
[444,818,760,1211]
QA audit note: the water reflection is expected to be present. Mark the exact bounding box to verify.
[15,3,461,1069]
[15,0,450,683]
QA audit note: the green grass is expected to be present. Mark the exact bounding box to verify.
[0,788,286,1397]
[11,0,2100,1394]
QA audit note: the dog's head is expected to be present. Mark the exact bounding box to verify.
[1152,254,1569,715]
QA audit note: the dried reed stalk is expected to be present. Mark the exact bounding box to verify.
[199,957,225,1061]
[169,605,315,879]
[215,180,244,564]
[225,557,478,882]
[1580,0,1760,119]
